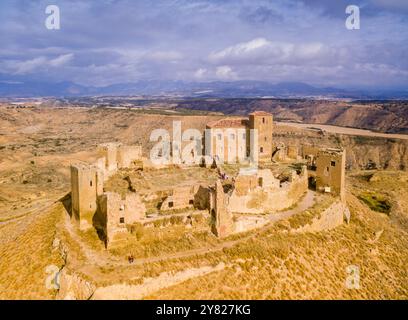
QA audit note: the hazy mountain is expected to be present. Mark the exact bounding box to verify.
[0,78,407,99]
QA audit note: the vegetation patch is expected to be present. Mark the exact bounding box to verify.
[358,192,391,214]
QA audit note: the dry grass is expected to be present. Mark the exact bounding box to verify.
[0,204,65,299]
[144,172,408,299]
[108,216,220,258]
[287,194,335,229]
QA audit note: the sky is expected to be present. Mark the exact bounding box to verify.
[0,0,407,89]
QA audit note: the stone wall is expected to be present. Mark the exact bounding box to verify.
[234,215,269,233]
[315,148,346,201]
[228,167,308,214]
[98,192,146,247]
[117,145,142,168]
[70,163,103,231]
[249,112,273,160]
[160,185,197,211]
[57,269,95,300]
[211,180,233,238]
[98,142,120,173]
[207,126,249,163]
[292,200,350,233]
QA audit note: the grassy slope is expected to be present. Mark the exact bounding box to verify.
[146,172,408,299]
[0,204,64,299]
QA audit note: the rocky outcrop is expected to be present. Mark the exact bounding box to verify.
[56,269,95,300]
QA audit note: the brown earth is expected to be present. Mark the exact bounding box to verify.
[0,105,407,299]
[175,99,408,134]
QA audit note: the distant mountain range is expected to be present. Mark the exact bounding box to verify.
[0,79,407,99]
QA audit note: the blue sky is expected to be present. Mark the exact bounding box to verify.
[0,0,407,89]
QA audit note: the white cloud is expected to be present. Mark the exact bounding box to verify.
[209,38,333,66]
[10,54,74,74]
[14,57,48,74]
[215,65,236,79]
[49,53,74,67]
[194,68,207,79]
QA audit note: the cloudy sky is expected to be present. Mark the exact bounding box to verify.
[0,0,407,89]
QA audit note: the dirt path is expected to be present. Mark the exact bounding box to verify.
[63,213,121,266]
[277,122,408,140]
[268,190,315,222]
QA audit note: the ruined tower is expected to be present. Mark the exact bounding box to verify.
[97,192,146,247]
[211,180,234,238]
[70,163,103,230]
[249,111,273,160]
[98,142,121,173]
[315,148,346,201]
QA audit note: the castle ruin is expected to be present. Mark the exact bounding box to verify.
[69,111,348,248]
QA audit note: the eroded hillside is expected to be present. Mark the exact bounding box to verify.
[0,105,407,300]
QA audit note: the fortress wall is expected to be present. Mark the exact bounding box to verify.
[160,186,196,211]
[234,215,269,233]
[234,174,258,196]
[292,200,350,233]
[228,168,308,214]
[98,143,121,173]
[124,193,146,223]
[70,166,80,222]
[211,180,233,238]
[98,192,146,247]
[117,145,142,168]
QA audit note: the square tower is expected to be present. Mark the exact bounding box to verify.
[315,148,346,201]
[70,163,103,230]
[249,111,273,160]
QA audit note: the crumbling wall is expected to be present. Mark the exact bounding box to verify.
[234,215,268,233]
[98,192,146,247]
[234,174,258,196]
[228,167,308,214]
[292,200,350,233]
[98,142,121,173]
[117,145,142,168]
[315,148,346,201]
[257,169,280,189]
[211,180,233,238]
[124,193,146,223]
[160,185,197,211]
[57,269,95,300]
